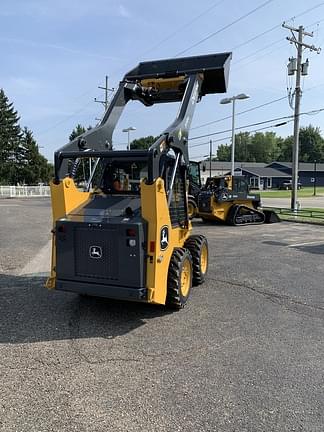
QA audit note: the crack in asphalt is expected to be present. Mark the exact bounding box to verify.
[0,336,244,371]
[209,277,324,319]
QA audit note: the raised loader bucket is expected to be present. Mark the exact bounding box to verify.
[124,52,232,101]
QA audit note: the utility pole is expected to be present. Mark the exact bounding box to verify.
[94,75,114,111]
[282,22,321,211]
[209,139,212,177]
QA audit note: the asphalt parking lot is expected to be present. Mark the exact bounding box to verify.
[0,198,323,431]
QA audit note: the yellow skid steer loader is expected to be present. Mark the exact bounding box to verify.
[46,52,232,308]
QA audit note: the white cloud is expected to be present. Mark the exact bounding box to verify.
[118,4,131,18]
[0,0,132,20]
[0,36,122,61]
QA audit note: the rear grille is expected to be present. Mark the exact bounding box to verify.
[74,227,118,280]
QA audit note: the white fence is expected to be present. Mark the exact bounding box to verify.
[0,185,50,198]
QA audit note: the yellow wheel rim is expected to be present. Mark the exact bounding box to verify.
[180,258,191,297]
[200,243,208,275]
[188,202,195,218]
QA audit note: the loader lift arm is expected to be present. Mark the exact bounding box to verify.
[54,53,232,183]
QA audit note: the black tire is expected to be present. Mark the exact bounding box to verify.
[184,235,208,285]
[166,248,193,309]
[188,198,198,219]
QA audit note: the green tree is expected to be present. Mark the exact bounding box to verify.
[130,135,158,150]
[68,124,94,185]
[216,131,283,163]
[277,125,324,162]
[0,88,22,184]
[69,124,91,141]
[233,132,251,161]
[0,89,53,184]
[299,125,324,162]
[18,127,52,184]
[216,143,231,161]
[277,135,293,161]
[250,131,281,163]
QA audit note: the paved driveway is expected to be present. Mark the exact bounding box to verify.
[0,199,323,431]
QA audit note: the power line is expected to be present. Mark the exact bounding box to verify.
[138,0,226,58]
[37,3,324,135]
[32,2,227,136]
[174,0,275,57]
[288,2,324,23]
[229,4,324,67]
[191,96,288,131]
[230,24,281,52]
[107,0,227,79]
[189,121,294,160]
[37,101,94,136]
[232,21,324,69]
[233,38,283,64]
[226,4,324,56]
[189,120,293,149]
[189,107,324,141]
[191,75,324,133]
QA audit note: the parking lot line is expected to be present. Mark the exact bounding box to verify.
[288,240,324,247]
[0,204,20,207]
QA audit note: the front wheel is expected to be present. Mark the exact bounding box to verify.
[166,248,193,309]
[184,235,208,285]
[188,198,198,219]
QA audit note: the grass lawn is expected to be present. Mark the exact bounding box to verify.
[259,187,324,198]
[263,206,324,225]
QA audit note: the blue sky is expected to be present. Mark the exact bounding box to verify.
[1,0,324,162]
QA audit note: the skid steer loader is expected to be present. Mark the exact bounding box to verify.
[46,52,232,308]
[188,161,280,225]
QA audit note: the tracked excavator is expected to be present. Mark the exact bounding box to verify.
[46,52,232,308]
[188,161,279,225]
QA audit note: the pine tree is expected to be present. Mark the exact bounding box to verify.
[69,124,92,141]
[68,124,94,185]
[0,88,22,184]
[19,127,53,184]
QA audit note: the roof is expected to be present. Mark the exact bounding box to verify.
[235,166,290,177]
[267,161,324,171]
[202,160,324,172]
[267,161,292,169]
[201,161,267,170]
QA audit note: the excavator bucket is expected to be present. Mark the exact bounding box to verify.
[263,209,281,223]
[124,52,232,102]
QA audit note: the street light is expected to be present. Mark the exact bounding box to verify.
[122,126,136,150]
[220,93,250,175]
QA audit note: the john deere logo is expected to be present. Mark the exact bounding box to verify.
[89,245,102,259]
[160,226,169,251]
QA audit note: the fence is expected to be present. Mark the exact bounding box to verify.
[263,206,324,222]
[0,185,50,198]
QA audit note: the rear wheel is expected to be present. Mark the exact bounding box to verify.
[184,235,208,285]
[166,248,193,309]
